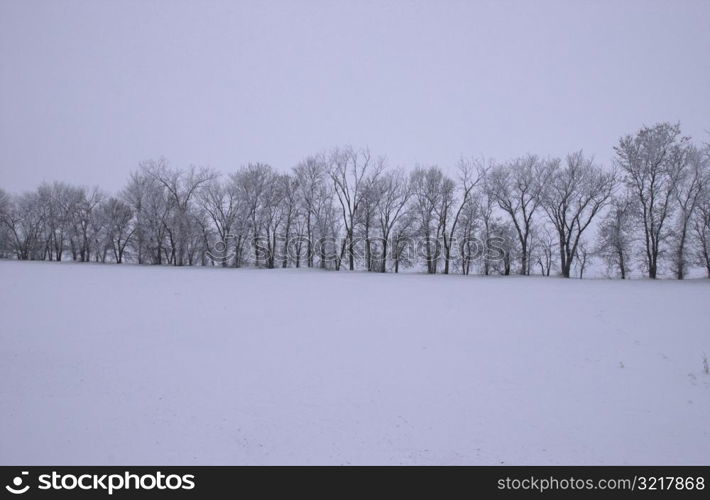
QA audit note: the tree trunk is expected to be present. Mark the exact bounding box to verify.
[676,224,688,280]
[348,230,354,271]
[306,216,313,268]
[443,240,450,274]
[649,259,657,279]
[282,223,291,268]
[380,239,388,273]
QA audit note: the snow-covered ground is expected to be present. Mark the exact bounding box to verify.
[1,260,708,465]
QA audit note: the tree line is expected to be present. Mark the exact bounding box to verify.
[1,122,708,279]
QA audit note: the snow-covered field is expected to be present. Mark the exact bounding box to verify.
[1,260,708,465]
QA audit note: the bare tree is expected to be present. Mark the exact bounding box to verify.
[2,191,46,260]
[198,176,242,266]
[317,192,340,270]
[70,186,104,262]
[191,204,214,266]
[122,171,151,264]
[101,197,134,263]
[438,159,485,274]
[614,122,689,278]
[456,196,479,275]
[596,196,636,279]
[357,173,380,272]
[575,240,590,279]
[410,166,446,273]
[0,188,10,257]
[328,147,381,271]
[35,182,82,261]
[477,172,496,276]
[692,147,710,277]
[233,163,273,267]
[390,210,416,273]
[143,159,216,266]
[142,175,172,264]
[278,174,300,268]
[373,169,411,272]
[294,155,328,268]
[260,173,286,269]
[672,145,705,279]
[125,162,174,264]
[489,155,550,275]
[533,225,556,277]
[542,151,616,278]
[487,218,517,275]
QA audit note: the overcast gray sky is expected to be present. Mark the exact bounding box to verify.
[1,0,708,193]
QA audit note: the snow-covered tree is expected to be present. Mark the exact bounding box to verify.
[488,155,551,275]
[614,122,689,278]
[541,151,616,278]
